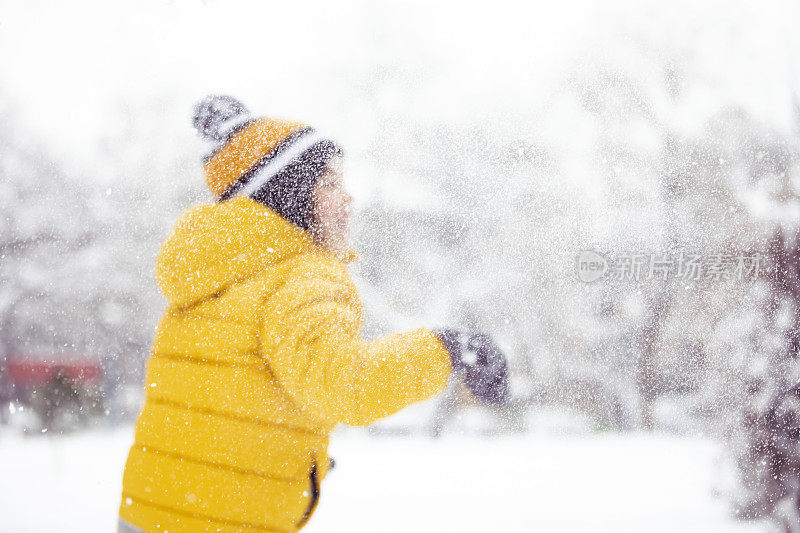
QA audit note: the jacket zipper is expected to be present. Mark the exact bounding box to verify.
[296,460,319,528]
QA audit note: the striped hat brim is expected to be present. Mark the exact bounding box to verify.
[218,127,329,202]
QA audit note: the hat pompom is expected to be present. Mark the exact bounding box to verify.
[192,95,251,142]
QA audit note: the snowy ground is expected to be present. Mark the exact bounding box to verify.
[0,426,770,533]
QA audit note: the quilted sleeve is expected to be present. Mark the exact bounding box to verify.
[261,261,452,426]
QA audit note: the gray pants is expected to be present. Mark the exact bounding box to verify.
[118,518,144,533]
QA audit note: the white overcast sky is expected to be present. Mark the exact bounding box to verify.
[1,0,799,168]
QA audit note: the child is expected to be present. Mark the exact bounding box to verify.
[117,95,509,532]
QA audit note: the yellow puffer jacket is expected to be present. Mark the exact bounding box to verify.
[118,196,452,532]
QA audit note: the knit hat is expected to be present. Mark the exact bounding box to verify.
[192,95,343,231]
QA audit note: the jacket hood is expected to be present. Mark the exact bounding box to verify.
[155,196,355,308]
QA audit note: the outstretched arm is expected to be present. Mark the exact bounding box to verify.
[261,263,452,426]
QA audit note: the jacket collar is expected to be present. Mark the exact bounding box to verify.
[156,196,356,307]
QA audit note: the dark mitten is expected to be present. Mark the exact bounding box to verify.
[435,329,510,406]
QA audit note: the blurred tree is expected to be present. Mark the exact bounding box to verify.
[0,93,204,427]
[0,99,98,415]
[731,229,800,528]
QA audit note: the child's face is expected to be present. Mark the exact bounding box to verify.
[311,155,352,255]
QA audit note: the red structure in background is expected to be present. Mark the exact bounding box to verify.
[2,352,104,430]
[6,353,103,387]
